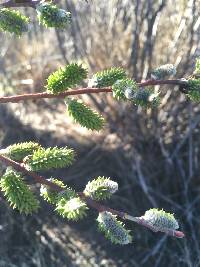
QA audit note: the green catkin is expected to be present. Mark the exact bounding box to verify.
[112,78,138,100]
[36,3,71,28]
[40,178,66,204]
[151,64,176,80]
[0,142,41,161]
[142,208,179,230]
[84,176,118,200]
[66,98,105,131]
[46,63,88,94]
[0,168,39,214]
[88,67,127,88]
[24,146,75,171]
[187,78,200,102]
[194,57,200,75]
[0,8,29,36]
[55,190,88,221]
[112,78,160,107]
[97,211,132,245]
[132,88,160,108]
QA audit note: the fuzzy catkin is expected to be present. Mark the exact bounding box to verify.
[66,98,105,131]
[187,78,200,102]
[84,176,118,200]
[97,211,132,245]
[88,67,127,88]
[24,147,75,171]
[46,63,87,94]
[112,78,138,100]
[0,8,29,35]
[0,168,39,214]
[151,64,176,80]
[56,190,88,221]
[142,208,179,230]
[40,178,66,204]
[1,142,41,161]
[36,3,71,28]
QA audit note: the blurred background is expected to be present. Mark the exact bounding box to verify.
[0,0,200,266]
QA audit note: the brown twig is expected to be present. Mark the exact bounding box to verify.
[0,79,189,104]
[138,79,188,87]
[0,0,40,8]
[0,88,112,103]
[0,154,185,238]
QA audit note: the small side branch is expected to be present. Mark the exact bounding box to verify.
[0,154,185,238]
[0,0,40,8]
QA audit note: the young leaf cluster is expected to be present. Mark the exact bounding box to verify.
[0,168,39,214]
[46,63,88,94]
[24,146,75,171]
[66,98,105,131]
[36,3,71,28]
[0,8,29,36]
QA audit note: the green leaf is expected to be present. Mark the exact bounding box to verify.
[36,3,71,28]
[46,63,88,94]
[151,64,176,80]
[55,190,88,221]
[0,8,29,36]
[97,211,132,245]
[0,142,41,161]
[142,208,179,230]
[24,146,75,171]
[84,176,118,200]
[88,67,127,88]
[0,168,39,214]
[66,98,105,131]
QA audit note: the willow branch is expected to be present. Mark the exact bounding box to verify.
[0,0,40,8]
[0,154,185,238]
[138,79,188,87]
[0,88,112,103]
[0,79,189,104]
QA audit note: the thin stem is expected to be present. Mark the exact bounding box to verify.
[0,88,112,103]
[138,79,188,87]
[0,0,40,8]
[0,79,189,104]
[0,154,185,238]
